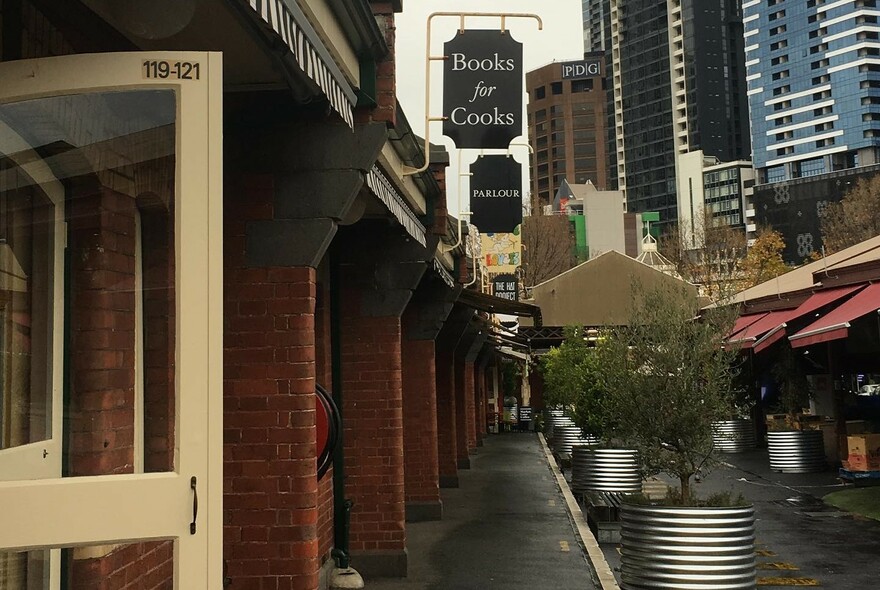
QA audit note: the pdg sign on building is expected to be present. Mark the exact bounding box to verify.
[443,30,523,148]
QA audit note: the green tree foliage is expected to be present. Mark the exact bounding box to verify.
[540,326,608,439]
[741,228,789,287]
[596,281,741,501]
[820,175,880,254]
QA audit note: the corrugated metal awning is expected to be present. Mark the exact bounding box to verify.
[244,0,356,127]
[366,165,427,247]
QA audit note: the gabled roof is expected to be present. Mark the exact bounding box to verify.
[525,250,698,327]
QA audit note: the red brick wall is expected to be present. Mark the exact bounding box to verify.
[314,269,335,562]
[71,541,173,590]
[68,185,137,477]
[435,350,458,480]
[464,362,477,452]
[140,205,175,473]
[67,183,175,587]
[339,310,405,555]
[401,340,440,503]
[529,369,545,412]
[223,174,319,588]
[429,163,447,237]
[370,4,396,126]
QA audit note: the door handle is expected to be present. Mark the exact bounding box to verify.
[190,476,198,534]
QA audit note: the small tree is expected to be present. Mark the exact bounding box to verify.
[540,326,608,438]
[596,281,741,501]
[820,175,880,254]
[521,214,576,288]
[742,228,789,287]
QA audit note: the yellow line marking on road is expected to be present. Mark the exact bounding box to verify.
[757,577,820,586]
[756,549,778,557]
[758,563,800,571]
[559,541,570,552]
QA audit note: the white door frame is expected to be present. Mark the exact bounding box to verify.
[0,51,223,589]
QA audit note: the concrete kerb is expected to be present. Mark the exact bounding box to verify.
[538,433,620,590]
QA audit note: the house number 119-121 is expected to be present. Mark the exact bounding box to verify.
[143,60,201,80]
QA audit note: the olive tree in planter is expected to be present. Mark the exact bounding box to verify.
[597,281,756,590]
[766,344,825,473]
[540,326,608,441]
[540,328,642,492]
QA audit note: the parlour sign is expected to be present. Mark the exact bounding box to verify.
[470,155,523,233]
[442,30,523,148]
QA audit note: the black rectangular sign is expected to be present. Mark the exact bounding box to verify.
[443,30,523,148]
[492,273,518,301]
[470,155,523,233]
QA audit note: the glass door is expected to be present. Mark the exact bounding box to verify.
[0,52,222,589]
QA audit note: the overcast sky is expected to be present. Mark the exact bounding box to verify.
[394,1,585,216]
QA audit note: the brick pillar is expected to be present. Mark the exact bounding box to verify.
[433,305,471,487]
[223,174,320,589]
[221,102,389,588]
[464,361,477,452]
[314,264,335,565]
[66,181,175,588]
[453,328,476,469]
[335,223,427,578]
[400,276,457,520]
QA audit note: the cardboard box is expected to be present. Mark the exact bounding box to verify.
[847,434,880,458]
[846,454,880,472]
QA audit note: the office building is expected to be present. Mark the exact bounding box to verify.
[605,0,751,227]
[526,55,611,213]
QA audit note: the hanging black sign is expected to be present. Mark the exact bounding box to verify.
[492,273,518,301]
[470,155,523,233]
[442,30,523,148]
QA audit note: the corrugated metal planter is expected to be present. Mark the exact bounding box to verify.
[571,448,642,494]
[767,430,826,473]
[712,420,756,454]
[545,411,575,440]
[552,426,598,455]
[620,502,756,590]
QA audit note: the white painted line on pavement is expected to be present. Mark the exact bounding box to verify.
[539,433,620,590]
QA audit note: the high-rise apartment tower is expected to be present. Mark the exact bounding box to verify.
[594,1,751,227]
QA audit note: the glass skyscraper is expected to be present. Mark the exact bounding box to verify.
[744,0,880,181]
[596,0,750,228]
[745,0,880,261]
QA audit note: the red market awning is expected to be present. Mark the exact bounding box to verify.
[725,313,769,341]
[752,285,864,353]
[727,310,793,349]
[789,283,880,348]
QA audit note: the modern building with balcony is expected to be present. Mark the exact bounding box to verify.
[743,0,880,261]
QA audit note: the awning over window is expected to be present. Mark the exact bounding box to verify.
[726,311,789,349]
[752,284,864,353]
[458,289,542,327]
[726,313,769,341]
[789,282,880,348]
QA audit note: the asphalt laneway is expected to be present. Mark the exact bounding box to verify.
[598,449,880,589]
[368,433,599,590]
